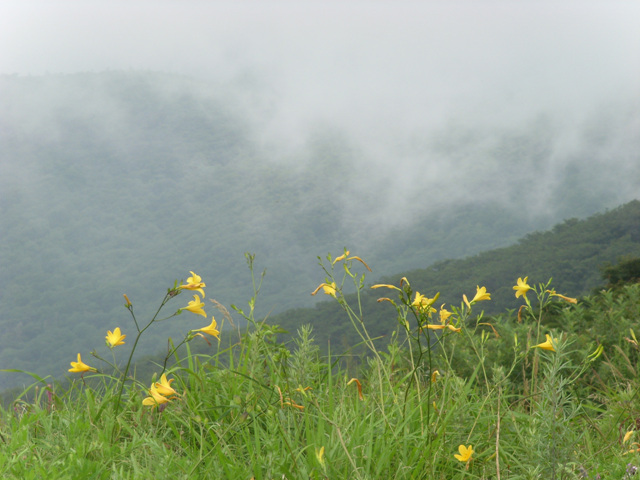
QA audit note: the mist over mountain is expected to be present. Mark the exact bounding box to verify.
[0,70,638,391]
[1,1,639,391]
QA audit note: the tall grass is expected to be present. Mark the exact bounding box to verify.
[1,252,639,479]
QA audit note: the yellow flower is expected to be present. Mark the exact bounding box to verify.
[283,399,305,410]
[376,297,394,305]
[412,292,437,315]
[439,304,452,323]
[471,286,491,303]
[423,304,460,332]
[154,374,178,397]
[348,255,372,272]
[426,322,461,333]
[347,378,364,401]
[533,334,556,352]
[311,282,337,297]
[323,282,337,296]
[430,324,461,332]
[454,444,474,462]
[194,317,220,339]
[547,290,577,304]
[68,353,97,373]
[371,284,401,291]
[624,430,634,444]
[105,327,126,348]
[142,383,170,408]
[315,446,326,468]
[123,294,132,307]
[332,251,350,264]
[463,286,490,309]
[179,271,206,298]
[180,294,207,317]
[513,277,532,299]
[332,250,372,271]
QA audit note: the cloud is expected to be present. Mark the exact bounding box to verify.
[2,0,639,223]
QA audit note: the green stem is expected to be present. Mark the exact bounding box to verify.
[111,291,177,438]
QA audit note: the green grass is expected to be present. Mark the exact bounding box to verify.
[1,253,640,479]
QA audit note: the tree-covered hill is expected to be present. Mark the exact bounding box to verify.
[0,71,638,392]
[269,200,640,351]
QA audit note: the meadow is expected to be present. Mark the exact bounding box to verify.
[1,251,639,480]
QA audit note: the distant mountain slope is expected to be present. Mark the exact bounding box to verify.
[269,200,640,350]
[0,71,638,391]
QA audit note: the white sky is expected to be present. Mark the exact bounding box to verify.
[1,1,639,211]
[2,1,638,118]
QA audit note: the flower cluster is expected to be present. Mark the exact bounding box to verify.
[511,276,580,354]
[66,271,222,412]
[371,280,491,333]
[181,272,221,341]
[142,374,179,408]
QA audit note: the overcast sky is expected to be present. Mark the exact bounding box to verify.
[2,1,639,218]
[2,1,638,123]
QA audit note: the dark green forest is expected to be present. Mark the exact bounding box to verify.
[0,71,638,392]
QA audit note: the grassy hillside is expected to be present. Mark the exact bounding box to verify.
[1,256,640,478]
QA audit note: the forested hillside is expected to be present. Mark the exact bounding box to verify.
[270,200,640,352]
[0,71,638,391]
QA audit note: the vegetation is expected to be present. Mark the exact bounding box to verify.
[269,200,640,353]
[2,250,640,479]
[1,71,638,392]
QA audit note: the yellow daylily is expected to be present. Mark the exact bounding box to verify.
[332,250,372,271]
[332,251,350,264]
[426,321,461,333]
[513,277,532,299]
[347,255,372,272]
[194,316,220,339]
[68,353,97,373]
[412,292,437,316]
[371,284,401,291]
[454,444,474,462]
[180,294,207,317]
[547,290,577,304]
[439,304,453,323]
[311,282,337,297]
[347,378,364,401]
[179,271,206,297]
[463,286,491,309]
[624,430,634,444]
[105,327,126,348]
[315,446,326,468]
[154,373,178,397]
[471,286,491,303]
[533,334,556,352]
[142,383,170,408]
[283,399,305,410]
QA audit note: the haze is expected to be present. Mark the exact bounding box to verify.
[2,0,639,244]
[3,2,639,215]
[2,2,638,169]
[1,0,640,390]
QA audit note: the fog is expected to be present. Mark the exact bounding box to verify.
[1,1,640,391]
[2,1,639,223]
